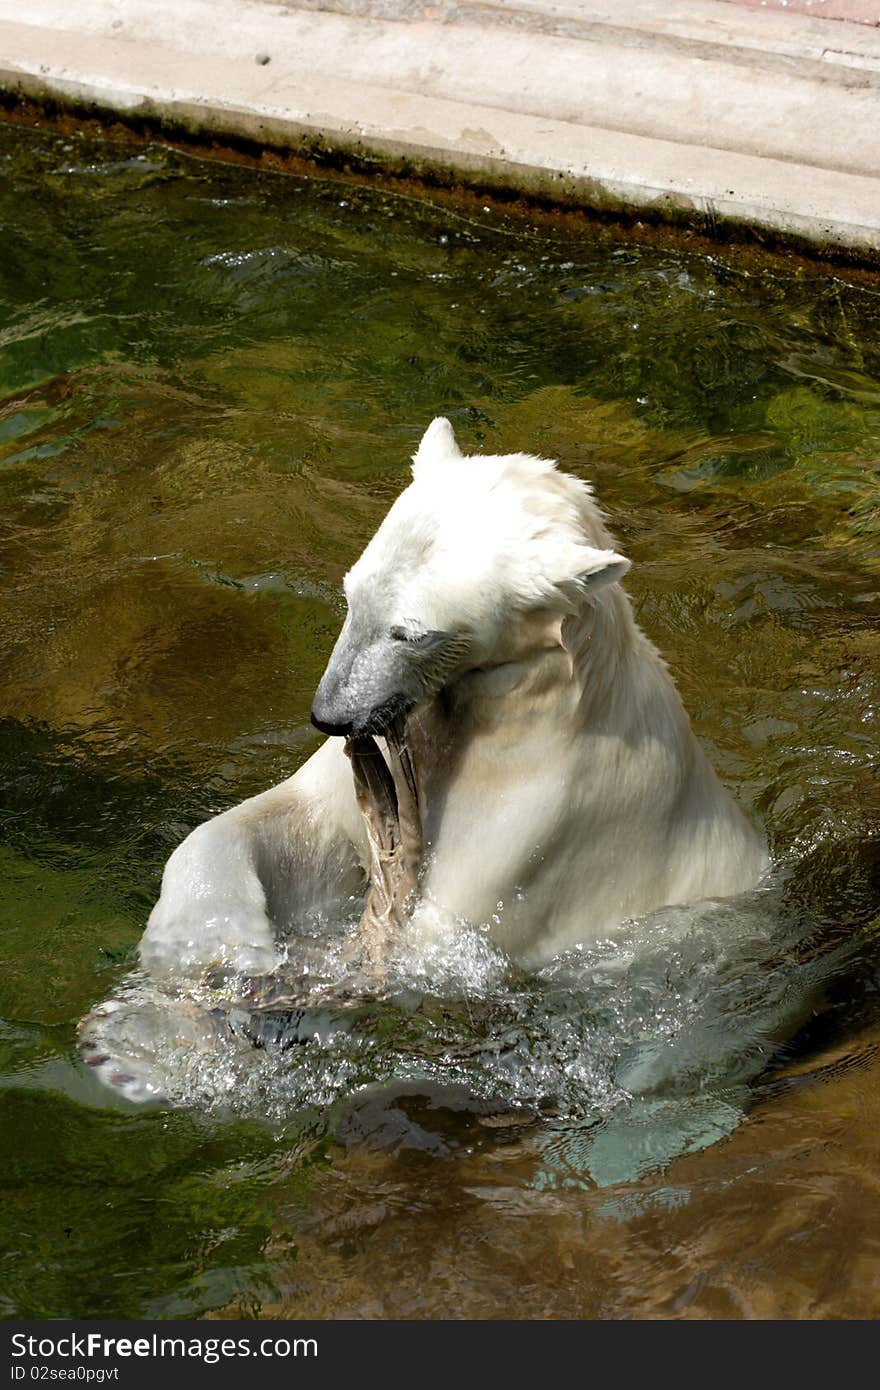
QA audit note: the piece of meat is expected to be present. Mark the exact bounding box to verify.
[345,714,423,971]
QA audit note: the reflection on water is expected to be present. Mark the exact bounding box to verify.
[0,122,878,1320]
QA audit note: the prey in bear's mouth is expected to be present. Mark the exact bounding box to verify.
[345,714,423,970]
[228,717,422,1020]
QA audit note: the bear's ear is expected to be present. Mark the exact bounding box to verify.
[411,417,462,480]
[557,547,631,605]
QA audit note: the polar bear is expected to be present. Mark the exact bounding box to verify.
[139,418,767,980]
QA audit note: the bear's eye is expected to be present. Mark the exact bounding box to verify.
[389,626,452,654]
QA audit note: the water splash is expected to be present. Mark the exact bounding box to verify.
[79,864,863,1185]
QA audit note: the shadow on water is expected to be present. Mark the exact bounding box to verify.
[0,119,879,1317]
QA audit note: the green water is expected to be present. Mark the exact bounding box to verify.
[0,123,878,1320]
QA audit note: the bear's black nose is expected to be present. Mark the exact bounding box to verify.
[310,707,354,737]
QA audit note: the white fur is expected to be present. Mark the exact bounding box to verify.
[140,420,767,975]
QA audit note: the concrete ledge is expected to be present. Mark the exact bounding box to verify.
[1,0,879,257]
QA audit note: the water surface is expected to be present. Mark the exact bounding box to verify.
[0,123,878,1319]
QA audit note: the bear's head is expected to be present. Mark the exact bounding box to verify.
[310,418,630,736]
